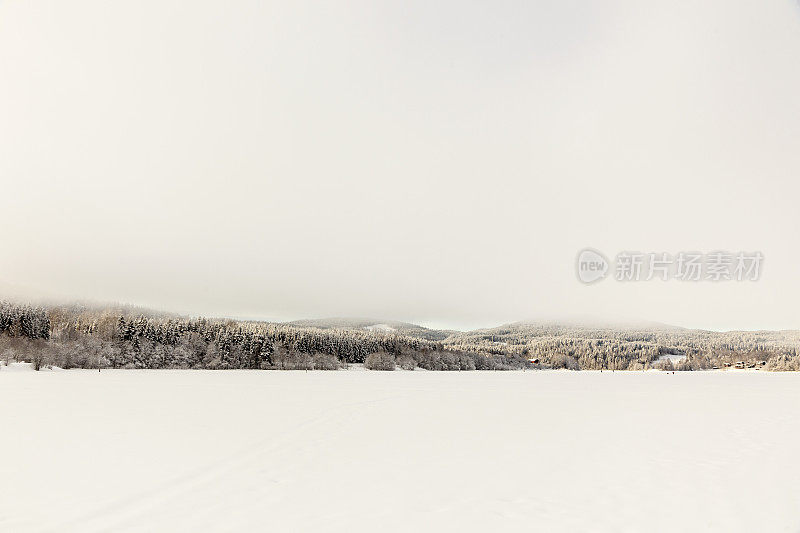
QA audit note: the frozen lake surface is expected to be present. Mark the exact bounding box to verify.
[1,369,799,532]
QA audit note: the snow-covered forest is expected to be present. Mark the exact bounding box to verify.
[2,301,799,371]
[0,302,526,371]
[443,323,800,371]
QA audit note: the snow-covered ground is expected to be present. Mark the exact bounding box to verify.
[1,370,799,532]
[655,352,687,364]
[364,323,396,332]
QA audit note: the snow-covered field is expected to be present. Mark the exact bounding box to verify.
[1,369,799,532]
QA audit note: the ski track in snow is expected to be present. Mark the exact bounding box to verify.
[1,370,800,532]
[46,394,403,532]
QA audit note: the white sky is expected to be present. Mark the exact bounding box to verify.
[1,0,799,330]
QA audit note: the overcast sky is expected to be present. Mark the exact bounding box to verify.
[1,0,799,330]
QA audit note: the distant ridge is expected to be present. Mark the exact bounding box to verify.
[285,317,453,342]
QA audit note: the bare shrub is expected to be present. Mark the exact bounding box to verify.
[765,355,800,371]
[548,353,580,370]
[282,352,313,370]
[313,353,341,370]
[656,358,675,371]
[365,352,395,371]
[31,346,48,371]
[2,348,14,366]
[396,354,416,370]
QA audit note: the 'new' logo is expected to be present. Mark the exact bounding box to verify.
[576,248,609,284]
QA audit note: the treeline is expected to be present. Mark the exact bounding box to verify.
[2,302,800,371]
[443,322,800,371]
[0,302,526,371]
[0,302,50,340]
